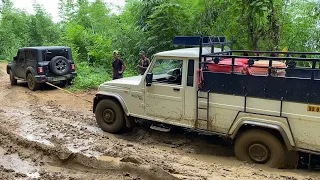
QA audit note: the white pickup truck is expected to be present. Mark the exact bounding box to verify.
[93,36,320,169]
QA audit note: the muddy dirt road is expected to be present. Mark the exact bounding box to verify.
[0,63,319,180]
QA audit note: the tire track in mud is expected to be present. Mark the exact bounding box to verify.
[25,102,198,179]
[0,93,237,180]
[0,119,179,180]
[0,88,188,179]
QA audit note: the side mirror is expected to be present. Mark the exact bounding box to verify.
[146,73,153,86]
[13,56,17,61]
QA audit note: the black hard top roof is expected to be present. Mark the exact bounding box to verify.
[19,46,71,51]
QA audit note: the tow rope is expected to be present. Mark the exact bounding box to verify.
[45,82,93,104]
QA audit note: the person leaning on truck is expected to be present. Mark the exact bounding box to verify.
[136,51,150,75]
[112,51,126,80]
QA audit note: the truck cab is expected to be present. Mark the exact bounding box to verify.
[94,47,216,129]
[93,36,320,169]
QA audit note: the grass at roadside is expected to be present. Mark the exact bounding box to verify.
[69,62,138,91]
[69,63,110,90]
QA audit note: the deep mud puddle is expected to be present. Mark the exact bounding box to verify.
[151,139,239,167]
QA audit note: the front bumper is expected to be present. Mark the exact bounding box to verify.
[35,72,77,83]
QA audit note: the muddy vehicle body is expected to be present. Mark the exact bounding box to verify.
[93,36,320,169]
[7,46,77,90]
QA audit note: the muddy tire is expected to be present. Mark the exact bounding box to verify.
[95,99,125,133]
[285,150,299,169]
[9,70,17,85]
[27,73,40,91]
[234,129,286,168]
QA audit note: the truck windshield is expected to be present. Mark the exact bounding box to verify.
[151,59,183,85]
[152,59,182,75]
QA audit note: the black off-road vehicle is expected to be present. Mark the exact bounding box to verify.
[7,46,77,91]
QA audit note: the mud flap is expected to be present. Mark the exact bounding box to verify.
[124,115,135,128]
[93,96,98,113]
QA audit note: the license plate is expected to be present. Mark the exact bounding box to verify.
[307,105,320,112]
[53,77,66,81]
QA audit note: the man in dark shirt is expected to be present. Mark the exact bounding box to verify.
[112,51,126,80]
[136,51,150,75]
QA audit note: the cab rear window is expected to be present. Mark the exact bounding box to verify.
[43,49,69,61]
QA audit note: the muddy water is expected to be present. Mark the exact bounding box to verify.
[152,143,320,179]
[97,155,121,165]
[152,144,238,166]
[0,147,39,178]
[0,63,319,180]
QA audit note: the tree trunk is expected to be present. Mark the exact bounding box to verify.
[269,0,280,50]
[248,13,259,50]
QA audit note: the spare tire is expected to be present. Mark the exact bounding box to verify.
[50,56,70,76]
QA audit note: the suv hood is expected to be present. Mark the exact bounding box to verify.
[101,75,142,89]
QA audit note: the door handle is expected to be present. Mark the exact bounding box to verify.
[173,88,180,92]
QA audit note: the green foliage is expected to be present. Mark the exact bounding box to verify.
[70,61,109,90]
[0,1,29,59]
[146,1,189,54]
[29,4,60,46]
[0,0,319,90]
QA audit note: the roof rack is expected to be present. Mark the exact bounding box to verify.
[204,50,320,60]
[172,36,320,106]
[173,36,229,46]
[173,36,233,69]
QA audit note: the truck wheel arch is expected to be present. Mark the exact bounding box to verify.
[94,93,129,115]
[229,120,295,151]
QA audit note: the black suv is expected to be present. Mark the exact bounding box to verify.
[6,46,77,91]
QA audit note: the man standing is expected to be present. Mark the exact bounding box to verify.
[112,51,126,80]
[137,51,150,75]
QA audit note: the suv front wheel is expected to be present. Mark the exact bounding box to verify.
[27,73,40,91]
[9,70,17,85]
[95,99,125,133]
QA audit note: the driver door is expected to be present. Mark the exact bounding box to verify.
[15,50,25,78]
[145,58,185,121]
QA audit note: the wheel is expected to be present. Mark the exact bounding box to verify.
[27,73,40,91]
[234,129,286,168]
[9,70,17,85]
[50,56,70,76]
[95,99,125,133]
[285,150,299,169]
